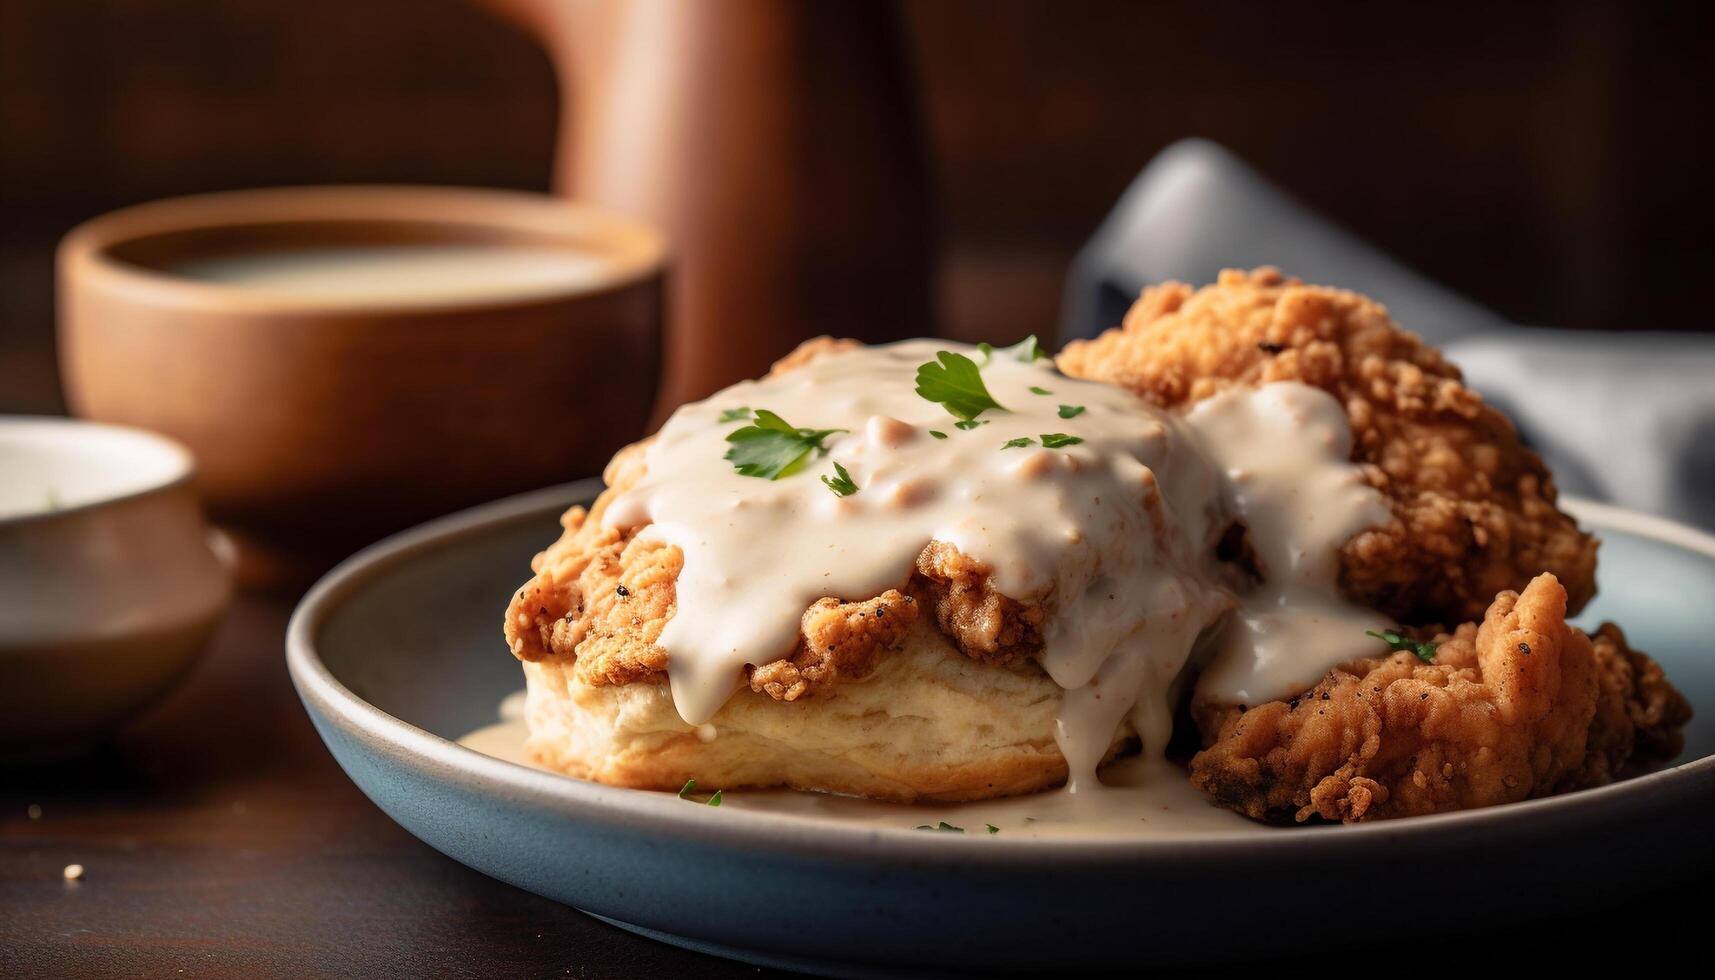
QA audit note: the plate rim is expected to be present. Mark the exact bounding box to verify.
[286,483,1715,865]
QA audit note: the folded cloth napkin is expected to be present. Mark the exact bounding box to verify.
[1062,139,1715,530]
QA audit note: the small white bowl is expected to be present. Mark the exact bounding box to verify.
[0,416,232,756]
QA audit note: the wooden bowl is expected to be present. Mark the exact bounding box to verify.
[58,186,665,588]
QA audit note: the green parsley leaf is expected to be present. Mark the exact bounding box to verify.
[915,351,1005,422]
[975,342,995,365]
[717,407,752,422]
[821,461,858,497]
[929,430,948,440]
[1000,437,1035,450]
[1366,629,1438,663]
[1057,404,1086,419]
[914,821,965,833]
[986,824,999,834]
[954,419,988,431]
[677,778,725,805]
[1028,386,1053,396]
[1039,433,1083,448]
[724,410,843,480]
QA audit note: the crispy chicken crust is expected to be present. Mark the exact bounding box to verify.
[1058,267,1599,626]
[1188,574,1688,823]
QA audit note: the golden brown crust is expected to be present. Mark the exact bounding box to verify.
[1188,574,1688,824]
[1057,267,1599,626]
[1573,621,1693,786]
[749,591,919,701]
[914,541,1044,665]
[504,501,1051,698]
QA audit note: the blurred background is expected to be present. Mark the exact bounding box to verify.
[6,0,1714,418]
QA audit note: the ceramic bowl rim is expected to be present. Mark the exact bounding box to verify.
[286,483,1715,866]
[0,415,197,529]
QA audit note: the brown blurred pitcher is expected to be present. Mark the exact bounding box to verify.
[482,0,936,416]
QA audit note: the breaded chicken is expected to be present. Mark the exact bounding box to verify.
[505,450,1049,701]
[1576,621,1693,786]
[1058,267,1598,626]
[505,340,1051,702]
[1188,574,1688,823]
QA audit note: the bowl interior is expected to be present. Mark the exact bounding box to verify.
[108,222,619,308]
[78,187,666,312]
[314,488,1715,773]
[0,417,191,521]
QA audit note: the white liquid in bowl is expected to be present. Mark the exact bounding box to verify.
[0,419,191,520]
[169,244,616,306]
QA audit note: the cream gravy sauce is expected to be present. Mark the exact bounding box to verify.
[596,340,1390,792]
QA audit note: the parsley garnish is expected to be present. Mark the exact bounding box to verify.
[724,409,843,480]
[915,351,1005,423]
[1029,386,1053,396]
[914,821,965,833]
[954,419,988,431]
[1001,437,1035,450]
[929,430,948,440]
[821,461,858,497]
[678,778,724,806]
[1366,629,1438,663]
[1039,433,1083,448]
[1057,404,1085,419]
[986,824,999,834]
[718,407,752,422]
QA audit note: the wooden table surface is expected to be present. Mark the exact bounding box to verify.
[3,593,1712,978]
[0,597,779,978]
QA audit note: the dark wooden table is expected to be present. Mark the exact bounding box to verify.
[0,597,780,978]
[4,594,1712,978]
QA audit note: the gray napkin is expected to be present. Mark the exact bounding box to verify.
[1062,139,1715,530]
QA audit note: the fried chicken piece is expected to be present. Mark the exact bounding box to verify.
[915,541,1044,665]
[1058,267,1598,626]
[1572,621,1693,787]
[1189,574,1687,823]
[748,591,919,701]
[503,338,1051,699]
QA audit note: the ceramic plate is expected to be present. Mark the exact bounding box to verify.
[287,481,1715,975]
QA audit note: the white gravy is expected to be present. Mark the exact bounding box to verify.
[602,341,1234,787]
[593,340,1391,796]
[470,343,1394,833]
[1186,384,1394,704]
